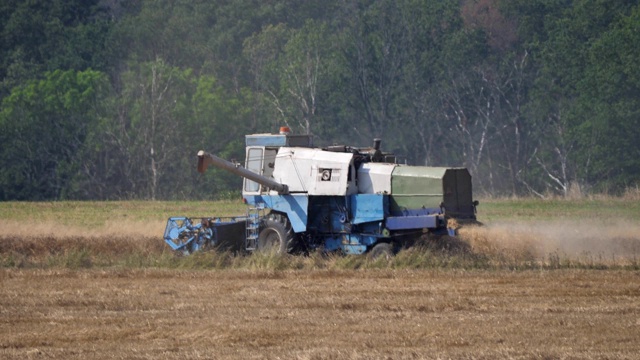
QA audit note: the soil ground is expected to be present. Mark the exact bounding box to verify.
[1,200,640,359]
[1,268,639,359]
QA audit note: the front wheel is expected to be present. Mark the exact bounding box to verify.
[257,214,297,254]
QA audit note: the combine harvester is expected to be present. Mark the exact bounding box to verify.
[164,127,479,257]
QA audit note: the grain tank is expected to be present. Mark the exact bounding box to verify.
[164,127,479,256]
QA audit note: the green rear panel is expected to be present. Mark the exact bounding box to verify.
[390,166,446,213]
[390,166,475,219]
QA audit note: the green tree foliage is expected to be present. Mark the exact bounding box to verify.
[88,59,250,200]
[0,0,113,97]
[577,4,640,190]
[244,20,334,135]
[1,0,639,199]
[507,0,640,194]
[0,69,110,199]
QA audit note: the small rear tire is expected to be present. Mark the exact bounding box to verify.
[369,242,394,260]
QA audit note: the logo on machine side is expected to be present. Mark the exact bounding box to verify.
[319,168,340,182]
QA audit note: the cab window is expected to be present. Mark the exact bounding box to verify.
[244,148,263,192]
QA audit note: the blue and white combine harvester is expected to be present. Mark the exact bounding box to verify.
[164,127,479,257]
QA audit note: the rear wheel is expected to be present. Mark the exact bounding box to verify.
[369,242,394,260]
[257,213,297,254]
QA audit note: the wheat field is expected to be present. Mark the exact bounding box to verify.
[1,268,639,359]
[1,199,640,359]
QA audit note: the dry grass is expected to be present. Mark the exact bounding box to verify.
[2,218,640,270]
[622,185,640,201]
[1,200,640,358]
[1,268,639,359]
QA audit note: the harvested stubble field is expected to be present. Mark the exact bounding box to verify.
[1,199,640,359]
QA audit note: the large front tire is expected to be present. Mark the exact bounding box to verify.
[257,213,297,254]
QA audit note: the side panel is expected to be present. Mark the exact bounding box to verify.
[350,194,387,224]
[390,166,446,214]
[273,148,353,195]
[385,214,440,230]
[357,163,394,194]
[212,220,247,252]
[244,194,309,233]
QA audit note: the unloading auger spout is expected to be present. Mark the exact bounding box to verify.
[196,150,288,194]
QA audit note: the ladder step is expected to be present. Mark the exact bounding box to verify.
[245,203,266,252]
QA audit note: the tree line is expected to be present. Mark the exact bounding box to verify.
[1,0,639,200]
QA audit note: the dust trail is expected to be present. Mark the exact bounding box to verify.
[460,220,640,264]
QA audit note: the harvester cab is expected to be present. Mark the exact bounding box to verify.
[164,127,479,256]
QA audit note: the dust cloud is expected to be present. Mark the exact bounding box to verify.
[460,220,640,264]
